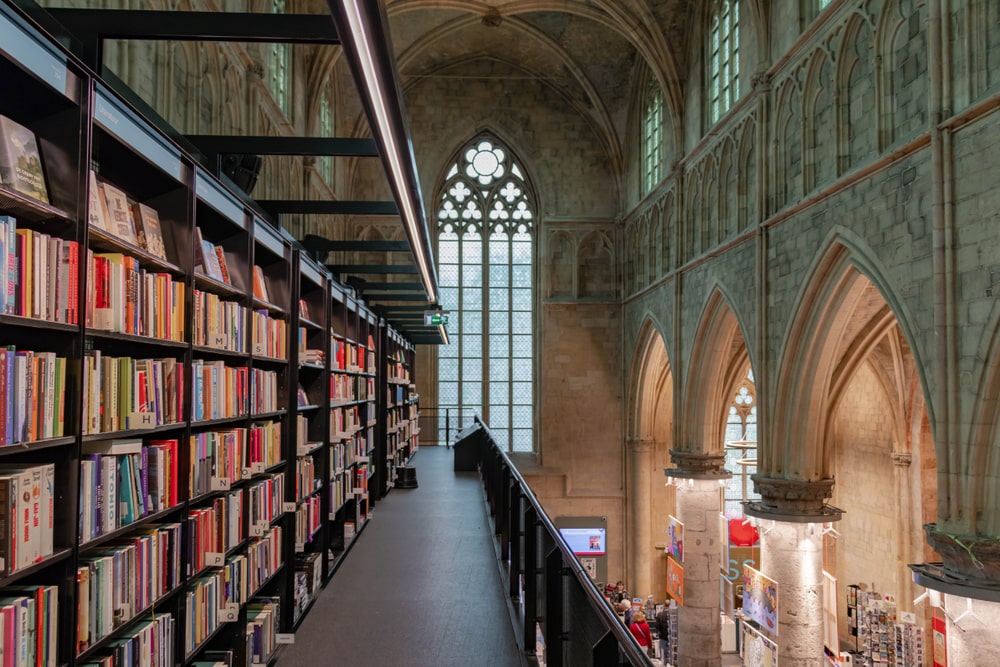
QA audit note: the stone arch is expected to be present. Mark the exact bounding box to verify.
[625,223,637,294]
[839,12,876,172]
[767,231,931,486]
[661,190,675,272]
[803,48,836,191]
[650,204,663,282]
[683,165,702,263]
[625,317,675,598]
[578,231,614,300]
[878,0,927,146]
[965,300,1000,536]
[700,155,717,252]
[638,213,650,289]
[774,77,802,209]
[737,119,755,230]
[679,286,754,458]
[718,136,737,240]
[547,230,574,299]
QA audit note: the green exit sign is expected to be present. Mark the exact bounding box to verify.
[424,311,449,326]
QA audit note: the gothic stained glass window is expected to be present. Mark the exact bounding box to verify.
[643,79,664,194]
[269,0,291,117]
[436,136,534,452]
[709,0,740,124]
[318,92,333,183]
[723,368,760,517]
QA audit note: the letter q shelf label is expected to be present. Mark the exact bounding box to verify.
[1,9,72,99]
[275,633,295,645]
[93,87,184,183]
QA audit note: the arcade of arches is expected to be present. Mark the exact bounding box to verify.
[62,0,1000,663]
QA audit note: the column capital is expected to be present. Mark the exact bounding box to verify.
[923,524,1000,587]
[665,450,730,480]
[745,476,842,522]
[626,436,656,453]
[890,452,912,467]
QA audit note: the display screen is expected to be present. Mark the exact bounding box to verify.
[559,527,607,556]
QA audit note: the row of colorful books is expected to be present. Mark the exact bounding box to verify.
[77,523,183,654]
[0,348,67,446]
[189,429,248,498]
[0,584,58,667]
[330,374,374,405]
[193,291,245,353]
[330,405,362,440]
[86,251,185,341]
[190,361,248,423]
[79,439,179,543]
[330,338,368,374]
[0,218,79,325]
[78,612,173,667]
[295,456,319,503]
[194,229,233,287]
[187,491,243,575]
[294,497,321,547]
[246,475,284,529]
[82,354,184,435]
[0,463,54,576]
[292,554,320,623]
[250,311,286,360]
[245,598,280,667]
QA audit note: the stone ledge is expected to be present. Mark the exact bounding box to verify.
[925,524,1000,584]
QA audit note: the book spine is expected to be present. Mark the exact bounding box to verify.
[4,217,13,316]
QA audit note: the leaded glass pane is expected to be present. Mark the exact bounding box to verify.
[463,335,482,358]
[512,429,532,452]
[439,341,458,358]
[462,310,482,334]
[490,334,509,357]
[439,287,459,309]
[462,382,481,405]
[490,238,510,264]
[490,265,509,286]
[512,335,531,356]
[489,288,509,311]
[512,405,532,427]
[439,265,459,287]
[512,265,531,287]
[491,428,510,450]
[512,383,532,404]
[462,361,482,382]
[439,360,459,381]
[463,236,482,263]
[439,239,459,263]
[491,409,509,428]
[512,238,531,263]
[463,265,483,287]
[489,312,509,334]
[439,382,458,405]
[512,289,532,311]
[512,358,532,381]
[463,288,482,310]
[512,311,532,334]
[490,358,509,381]
[490,383,508,405]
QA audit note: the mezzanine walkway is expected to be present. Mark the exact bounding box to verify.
[277,445,524,667]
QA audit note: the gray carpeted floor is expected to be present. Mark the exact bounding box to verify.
[277,445,523,667]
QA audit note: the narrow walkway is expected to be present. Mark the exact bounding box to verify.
[278,446,523,667]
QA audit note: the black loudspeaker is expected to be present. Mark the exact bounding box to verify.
[453,420,488,472]
[221,154,263,195]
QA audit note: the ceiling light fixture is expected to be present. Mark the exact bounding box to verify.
[328,0,439,307]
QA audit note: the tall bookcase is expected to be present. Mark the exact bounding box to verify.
[378,328,419,497]
[0,4,422,665]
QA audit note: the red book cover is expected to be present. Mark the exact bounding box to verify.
[14,230,26,317]
[0,349,6,447]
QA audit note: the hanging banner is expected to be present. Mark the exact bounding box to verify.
[743,564,778,635]
[666,556,684,605]
[742,622,778,667]
[667,514,684,562]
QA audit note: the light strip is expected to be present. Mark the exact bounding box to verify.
[336,0,438,305]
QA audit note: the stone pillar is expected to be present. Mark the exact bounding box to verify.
[746,476,840,667]
[666,451,730,667]
[674,477,724,667]
[759,521,824,665]
[942,595,1000,664]
[890,452,914,607]
[627,437,655,597]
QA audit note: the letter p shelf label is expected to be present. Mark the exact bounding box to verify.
[276,633,295,645]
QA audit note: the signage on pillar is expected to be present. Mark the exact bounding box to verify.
[742,564,778,635]
[666,514,684,562]
[666,557,684,605]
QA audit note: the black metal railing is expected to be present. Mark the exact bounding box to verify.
[417,407,454,446]
[470,416,653,667]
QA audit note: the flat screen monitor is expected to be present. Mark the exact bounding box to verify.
[559,527,607,556]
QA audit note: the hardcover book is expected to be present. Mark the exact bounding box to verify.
[133,202,168,260]
[99,182,138,246]
[0,115,48,203]
[87,171,111,233]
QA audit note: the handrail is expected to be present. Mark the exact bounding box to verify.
[470,415,652,667]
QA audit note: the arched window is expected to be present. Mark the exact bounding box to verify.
[723,368,759,517]
[318,92,333,184]
[268,0,291,117]
[436,136,535,452]
[642,79,664,195]
[709,0,740,124]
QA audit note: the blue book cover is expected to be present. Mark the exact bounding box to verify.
[118,454,135,526]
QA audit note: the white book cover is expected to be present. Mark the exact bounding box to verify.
[45,235,57,322]
[40,352,55,440]
[103,457,117,531]
[39,464,53,558]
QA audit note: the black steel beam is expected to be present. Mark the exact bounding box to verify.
[260,200,398,216]
[327,264,417,274]
[46,10,339,44]
[317,240,412,252]
[187,136,378,158]
[364,294,430,302]
[347,281,424,291]
[374,305,444,313]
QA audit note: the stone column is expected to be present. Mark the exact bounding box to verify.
[628,437,655,597]
[747,476,840,667]
[666,451,730,667]
[942,595,1000,664]
[890,452,914,607]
